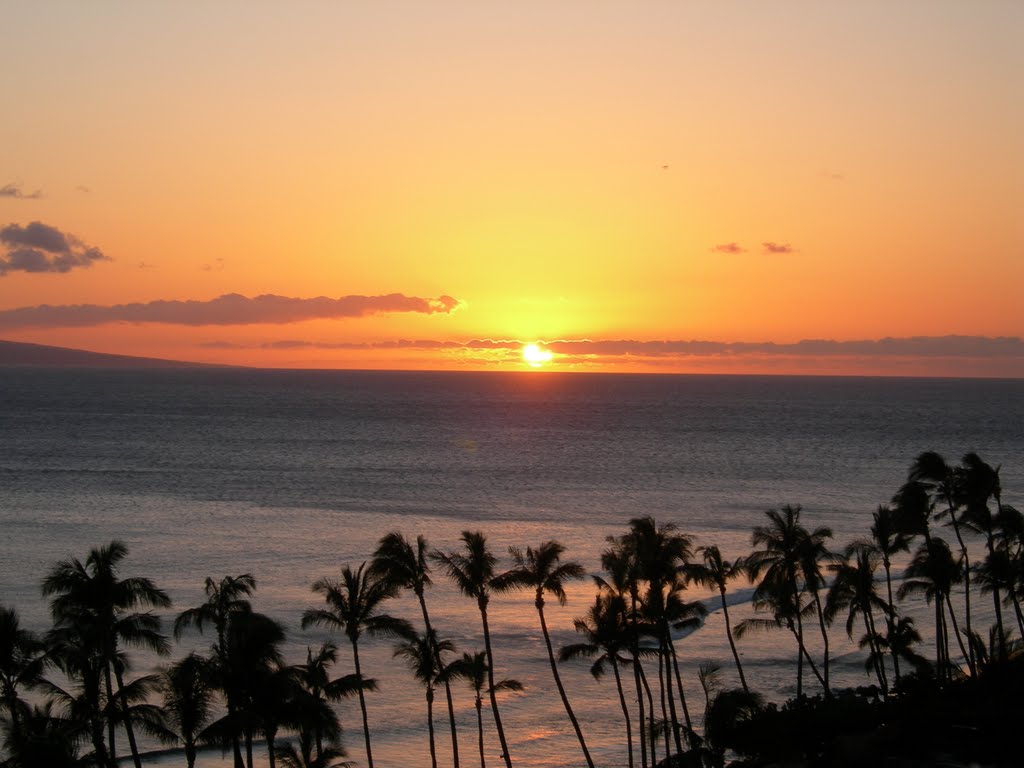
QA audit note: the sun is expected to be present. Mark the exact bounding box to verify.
[522,343,553,367]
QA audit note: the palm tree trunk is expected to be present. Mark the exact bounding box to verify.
[628,591,648,768]
[418,589,460,768]
[537,601,595,768]
[947,506,976,676]
[637,658,657,767]
[103,665,117,767]
[245,726,254,768]
[612,659,635,768]
[113,666,144,768]
[943,593,971,676]
[881,558,902,684]
[266,725,278,768]
[793,621,803,699]
[666,632,693,738]
[475,696,486,768]
[811,588,831,697]
[720,588,749,693]
[657,642,675,757]
[426,687,437,768]
[479,600,513,768]
[351,639,375,768]
[863,612,886,692]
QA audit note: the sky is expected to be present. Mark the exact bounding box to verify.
[1,1,1022,376]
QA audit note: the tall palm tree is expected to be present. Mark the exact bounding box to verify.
[958,452,1008,661]
[432,531,515,768]
[825,545,891,691]
[795,519,838,696]
[910,451,977,675]
[0,605,46,743]
[302,562,412,768]
[898,538,968,683]
[160,653,216,768]
[371,531,461,768]
[686,546,750,693]
[502,540,595,768]
[742,506,826,697]
[443,651,523,768]
[41,540,171,768]
[866,505,911,683]
[175,573,257,768]
[393,630,455,768]
[560,592,636,768]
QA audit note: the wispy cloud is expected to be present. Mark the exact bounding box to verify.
[0,292,464,329]
[762,241,795,254]
[0,183,43,200]
[711,242,747,254]
[0,221,108,276]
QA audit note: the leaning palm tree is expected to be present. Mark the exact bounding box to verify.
[160,653,216,768]
[393,631,456,768]
[371,532,461,768]
[302,562,413,768]
[432,531,515,768]
[501,540,595,768]
[826,545,891,692]
[686,546,750,693]
[443,651,523,768]
[42,540,171,768]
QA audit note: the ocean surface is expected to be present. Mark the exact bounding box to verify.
[1,368,1022,767]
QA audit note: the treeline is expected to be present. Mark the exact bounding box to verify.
[1,451,1022,768]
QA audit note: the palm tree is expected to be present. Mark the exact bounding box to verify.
[795,518,838,696]
[174,573,257,768]
[686,546,750,693]
[0,605,46,743]
[275,738,353,768]
[501,540,595,768]
[1,702,86,768]
[393,631,455,768]
[371,531,461,768]
[302,562,412,768]
[898,538,968,683]
[443,651,523,768]
[866,505,911,683]
[702,688,763,768]
[159,653,216,768]
[432,531,515,768]
[742,506,826,697]
[41,540,171,768]
[560,592,636,768]
[910,452,977,675]
[825,545,891,691]
[863,616,929,686]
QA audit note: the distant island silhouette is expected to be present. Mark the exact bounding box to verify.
[0,339,222,368]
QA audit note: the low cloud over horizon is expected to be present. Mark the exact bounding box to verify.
[0,292,463,329]
[202,334,1024,360]
[0,221,107,275]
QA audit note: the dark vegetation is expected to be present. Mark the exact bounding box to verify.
[1,451,1022,767]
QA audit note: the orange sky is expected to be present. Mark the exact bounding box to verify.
[2,2,1022,376]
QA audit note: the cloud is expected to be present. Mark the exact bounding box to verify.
[762,241,794,254]
[0,221,108,276]
[712,242,747,254]
[0,292,464,329]
[198,335,1024,362]
[0,183,43,200]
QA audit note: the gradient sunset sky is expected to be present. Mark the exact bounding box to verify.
[2,2,1021,376]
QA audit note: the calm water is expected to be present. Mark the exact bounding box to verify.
[1,368,1022,767]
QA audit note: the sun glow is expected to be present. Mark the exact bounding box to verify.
[522,343,554,367]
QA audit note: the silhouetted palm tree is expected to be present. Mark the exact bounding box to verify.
[288,642,369,761]
[826,545,890,691]
[910,451,977,675]
[393,630,455,768]
[686,546,750,693]
[1,702,86,768]
[160,653,216,768]
[42,541,171,768]
[866,505,911,683]
[432,531,515,768]
[371,531,461,768]
[302,562,412,768]
[702,688,763,768]
[899,538,967,682]
[561,592,636,768]
[174,573,256,768]
[502,540,595,768]
[443,650,522,768]
[275,739,353,768]
[0,605,46,743]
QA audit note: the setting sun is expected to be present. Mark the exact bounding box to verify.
[522,343,553,367]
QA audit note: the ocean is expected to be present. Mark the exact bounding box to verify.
[1,368,1022,767]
